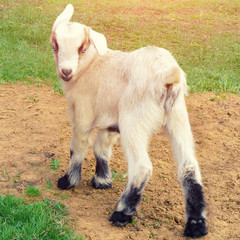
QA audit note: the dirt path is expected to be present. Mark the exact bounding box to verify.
[0,84,239,240]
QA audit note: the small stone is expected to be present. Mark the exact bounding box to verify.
[43,152,55,158]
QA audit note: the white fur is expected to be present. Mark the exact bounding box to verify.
[51,4,204,223]
[89,29,108,56]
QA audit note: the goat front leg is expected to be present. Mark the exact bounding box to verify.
[92,129,119,189]
[58,126,92,190]
[165,94,208,238]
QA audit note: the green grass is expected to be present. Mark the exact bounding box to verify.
[25,185,41,197]
[111,169,128,182]
[0,194,84,240]
[50,158,60,170]
[46,178,53,189]
[0,0,60,90]
[0,0,239,93]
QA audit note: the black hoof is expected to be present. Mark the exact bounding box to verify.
[57,175,74,190]
[184,217,208,238]
[91,177,112,189]
[109,211,132,227]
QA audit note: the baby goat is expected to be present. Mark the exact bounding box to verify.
[51,4,208,238]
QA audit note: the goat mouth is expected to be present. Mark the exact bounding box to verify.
[61,75,73,82]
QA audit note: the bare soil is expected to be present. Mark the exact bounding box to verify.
[0,83,239,240]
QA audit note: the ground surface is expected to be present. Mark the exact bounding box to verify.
[0,84,239,240]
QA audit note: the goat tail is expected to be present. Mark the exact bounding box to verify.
[163,66,188,96]
[164,66,180,85]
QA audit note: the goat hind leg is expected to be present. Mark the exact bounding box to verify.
[110,121,153,226]
[165,96,208,238]
[109,150,152,226]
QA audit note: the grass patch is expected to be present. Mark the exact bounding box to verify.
[0,0,60,90]
[0,194,84,240]
[46,178,53,190]
[50,158,60,170]
[0,0,239,93]
[25,185,41,197]
[111,169,128,182]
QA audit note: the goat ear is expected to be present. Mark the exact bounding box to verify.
[89,29,107,55]
[52,4,74,31]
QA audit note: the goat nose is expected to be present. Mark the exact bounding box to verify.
[62,69,72,77]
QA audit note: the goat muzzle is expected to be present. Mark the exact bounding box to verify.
[61,68,73,81]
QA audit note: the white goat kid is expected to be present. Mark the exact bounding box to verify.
[51,4,208,238]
